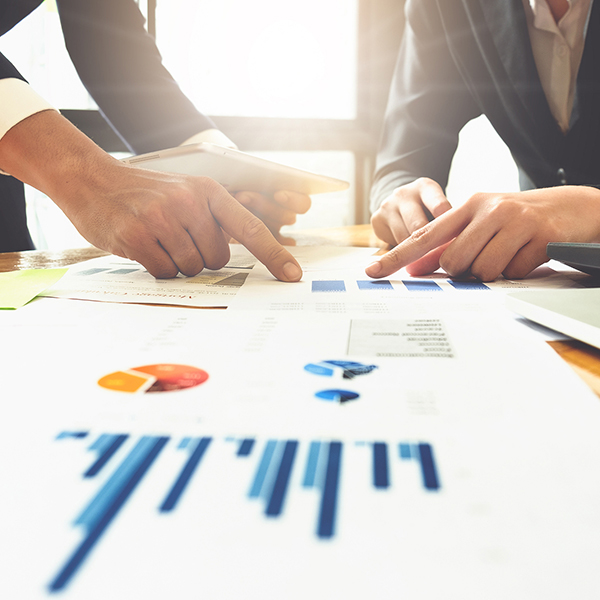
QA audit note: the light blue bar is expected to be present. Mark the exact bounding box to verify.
[402,280,442,292]
[312,280,346,292]
[399,443,412,459]
[56,432,88,440]
[248,440,278,498]
[76,437,158,530]
[303,441,322,488]
[356,280,394,290]
[178,437,191,450]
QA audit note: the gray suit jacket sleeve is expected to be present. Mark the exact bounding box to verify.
[370,0,481,213]
[56,0,216,153]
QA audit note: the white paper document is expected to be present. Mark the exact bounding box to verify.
[39,245,378,308]
[3,285,600,599]
[39,245,258,307]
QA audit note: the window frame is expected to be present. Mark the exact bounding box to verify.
[62,0,404,223]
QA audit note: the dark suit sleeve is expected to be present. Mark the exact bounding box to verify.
[370,0,481,212]
[55,0,216,153]
[0,51,25,81]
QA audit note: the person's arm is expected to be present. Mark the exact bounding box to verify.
[370,0,480,245]
[0,109,303,282]
[56,0,311,236]
[366,186,600,282]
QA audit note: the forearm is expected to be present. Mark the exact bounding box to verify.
[0,109,119,213]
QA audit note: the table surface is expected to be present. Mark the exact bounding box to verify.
[2,224,599,397]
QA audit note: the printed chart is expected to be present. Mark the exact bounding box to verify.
[98,364,209,393]
[49,431,441,593]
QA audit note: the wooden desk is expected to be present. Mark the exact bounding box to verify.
[1,224,599,397]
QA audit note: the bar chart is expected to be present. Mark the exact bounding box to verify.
[308,279,490,293]
[49,431,441,593]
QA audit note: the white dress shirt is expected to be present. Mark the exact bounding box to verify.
[522,0,593,132]
[0,78,57,141]
[0,78,235,150]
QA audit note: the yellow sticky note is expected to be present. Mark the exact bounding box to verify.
[0,268,68,309]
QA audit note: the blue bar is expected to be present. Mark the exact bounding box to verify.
[178,437,191,449]
[237,438,255,457]
[85,434,128,478]
[109,268,139,275]
[317,441,342,538]
[418,443,440,491]
[399,443,412,459]
[402,280,442,291]
[56,432,88,440]
[373,442,389,488]
[160,437,212,512]
[356,280,394,290]
[447,279,489,291]
[76,268,110,276]
[266,441,298,516]
[312,280,346,292]
[303,441,322,488]
[49,436,168,592]
[248,440,277,498]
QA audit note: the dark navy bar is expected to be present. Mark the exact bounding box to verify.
[447,279,489,291]
[266,441,298,516]
[160,437,212,512]
[317,441,342,538]
[85,435,128,478]
[418,443,440,491]
[49,436,169,592]
[237,438,255,457]
[373,442,389,488]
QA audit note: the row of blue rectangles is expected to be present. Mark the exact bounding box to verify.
[311,280,490,292]
[50,432,440,593]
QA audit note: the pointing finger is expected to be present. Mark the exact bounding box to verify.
[206,181,302,282]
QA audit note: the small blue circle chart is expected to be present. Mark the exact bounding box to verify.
[315,389,360,403]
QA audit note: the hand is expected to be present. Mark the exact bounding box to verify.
[366,186,600,282]
[67,167,305,281]
[371,177,452,246]
[234,190,311,244]
[0,110,303,282]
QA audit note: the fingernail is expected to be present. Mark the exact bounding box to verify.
[366,261,382,276]
[283,261,302,281]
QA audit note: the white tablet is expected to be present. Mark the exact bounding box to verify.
[122,142,349,195]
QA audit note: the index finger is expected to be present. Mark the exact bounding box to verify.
[365,208,467,278]
[206,181,303,282]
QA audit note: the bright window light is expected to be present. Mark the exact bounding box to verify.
[156,0,358,119]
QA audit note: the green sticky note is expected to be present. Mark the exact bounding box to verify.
[0,268,68,309]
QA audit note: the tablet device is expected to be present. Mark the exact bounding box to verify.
[547,242,600,277]
[506,288,600,350]
[122,142,349,195]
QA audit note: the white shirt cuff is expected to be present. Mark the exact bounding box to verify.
[0,78,57,141]
[179,128,237,149]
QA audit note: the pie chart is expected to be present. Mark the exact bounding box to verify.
[98,364,209,394]
[315,389,360,403]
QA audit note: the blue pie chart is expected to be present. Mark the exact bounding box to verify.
[315,389,360,403]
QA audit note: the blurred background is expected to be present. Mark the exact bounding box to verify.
[0,0,518,250]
